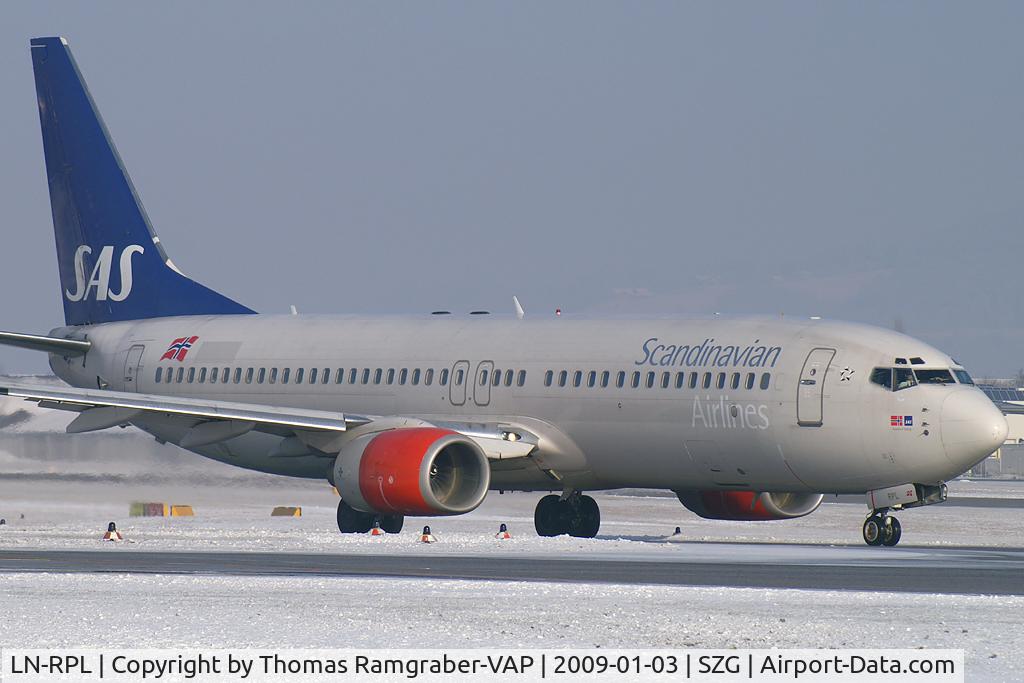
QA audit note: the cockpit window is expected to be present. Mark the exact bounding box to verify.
[953,369,974,385]
[869,368,893,390]
[894,367,917,390]
[914,369,955,385]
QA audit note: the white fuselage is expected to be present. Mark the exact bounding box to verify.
[48,314,1006,495]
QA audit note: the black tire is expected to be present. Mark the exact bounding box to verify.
[862,515,884,546]
[882,517,902,547]
[337,500,373,534]
[379,514,404,534]
[569,495,601,538]
[534,494,565,537]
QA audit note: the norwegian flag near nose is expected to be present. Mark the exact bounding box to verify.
[160,336,199,361]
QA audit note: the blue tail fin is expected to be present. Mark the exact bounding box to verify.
[30,37,255,326]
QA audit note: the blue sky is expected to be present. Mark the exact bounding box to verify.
[1,2,1022,375]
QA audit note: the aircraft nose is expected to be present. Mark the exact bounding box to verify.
[941,389,1008,471]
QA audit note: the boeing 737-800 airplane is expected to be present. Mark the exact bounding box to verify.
[2,37,1007,546]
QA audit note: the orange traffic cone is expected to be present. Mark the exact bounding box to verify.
[419,525,437,543]
[102,521,124,542]
[369,520,385,536]
[495,523,511,540]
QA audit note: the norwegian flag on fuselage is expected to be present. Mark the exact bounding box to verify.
[160,336,198,361]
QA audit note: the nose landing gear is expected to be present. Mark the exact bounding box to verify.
[862,511,902,547]
[534,491,601,538]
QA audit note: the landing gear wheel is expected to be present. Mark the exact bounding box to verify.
[862,515,884,546]
[534,495,564,537]
[882,516,902,547]
[378,514,404,534]
[337,500,374,534]
[568,495,601,538]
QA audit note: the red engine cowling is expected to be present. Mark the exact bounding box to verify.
[333,427,490,516]
[676,491,823,521]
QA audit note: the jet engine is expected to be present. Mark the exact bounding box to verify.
[675,490,823,521]
[332,427,490,516]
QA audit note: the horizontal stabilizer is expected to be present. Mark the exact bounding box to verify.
[0,331,91,356]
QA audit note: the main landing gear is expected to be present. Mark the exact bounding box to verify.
[862,510,902,547]
[336,499,404,534]
[534,491,601,538]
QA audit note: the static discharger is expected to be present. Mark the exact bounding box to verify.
[419,525,437,544]
[271,506,302,517]
[369,520,385,537]
[495,523,511,540]
[102,521,124,542]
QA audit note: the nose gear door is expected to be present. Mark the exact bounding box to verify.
[797,347,836,426]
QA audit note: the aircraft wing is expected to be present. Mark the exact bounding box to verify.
[0,382,537,458]
[0,382,368,439]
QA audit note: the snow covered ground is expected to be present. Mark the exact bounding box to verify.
[0,574,1019,681]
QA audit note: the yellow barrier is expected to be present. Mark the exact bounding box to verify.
[169,505,194,517]
[271,506,302,517]
[129,502,168,517]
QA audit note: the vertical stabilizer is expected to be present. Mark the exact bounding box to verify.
[30,36,254,325]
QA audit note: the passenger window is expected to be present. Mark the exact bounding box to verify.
[257,368,265,384]
[310,368,318,384]
[702,372,712,389]
[322,368,329,384]
[731,373,740,390]
[439,368,449,386]
[493,370,502,387]
[689,373,698,389]
[221,367,229,383]
[760,372,771,390]
[745,372,755,390]
[374,369,383,384]
[155,368,162,383]
[675,372,685,389]
[295,368,305,384]
[716,373,726,389]
[558,370,568,387]
[545,370,553,387]
[616,371,626,388]
[631,371,641,388]
[588,371,597,388]
[186,367,195,383]
[600,371,610,388]
[646,371,656,388]
[517,370,526,387]
[243,368,252,384]
[870,368,893,390]
[198,367,207,383]
[661,372,670,389]
[386,369,395,385]
[210,367,219,383]
[411,368,420,386]
[269,368,278,384]
[456,368,465,385]
[335,369,344,384]
[361,369,369,384]
[399,368,408,385]
[177,367,184,383]
[426,368,435,386]
[573,371,582,388]
[479,369,488,386]
[349,368,357,384]
[505,369,514,386]
[894,367,916,391]
[282,368,290,384]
